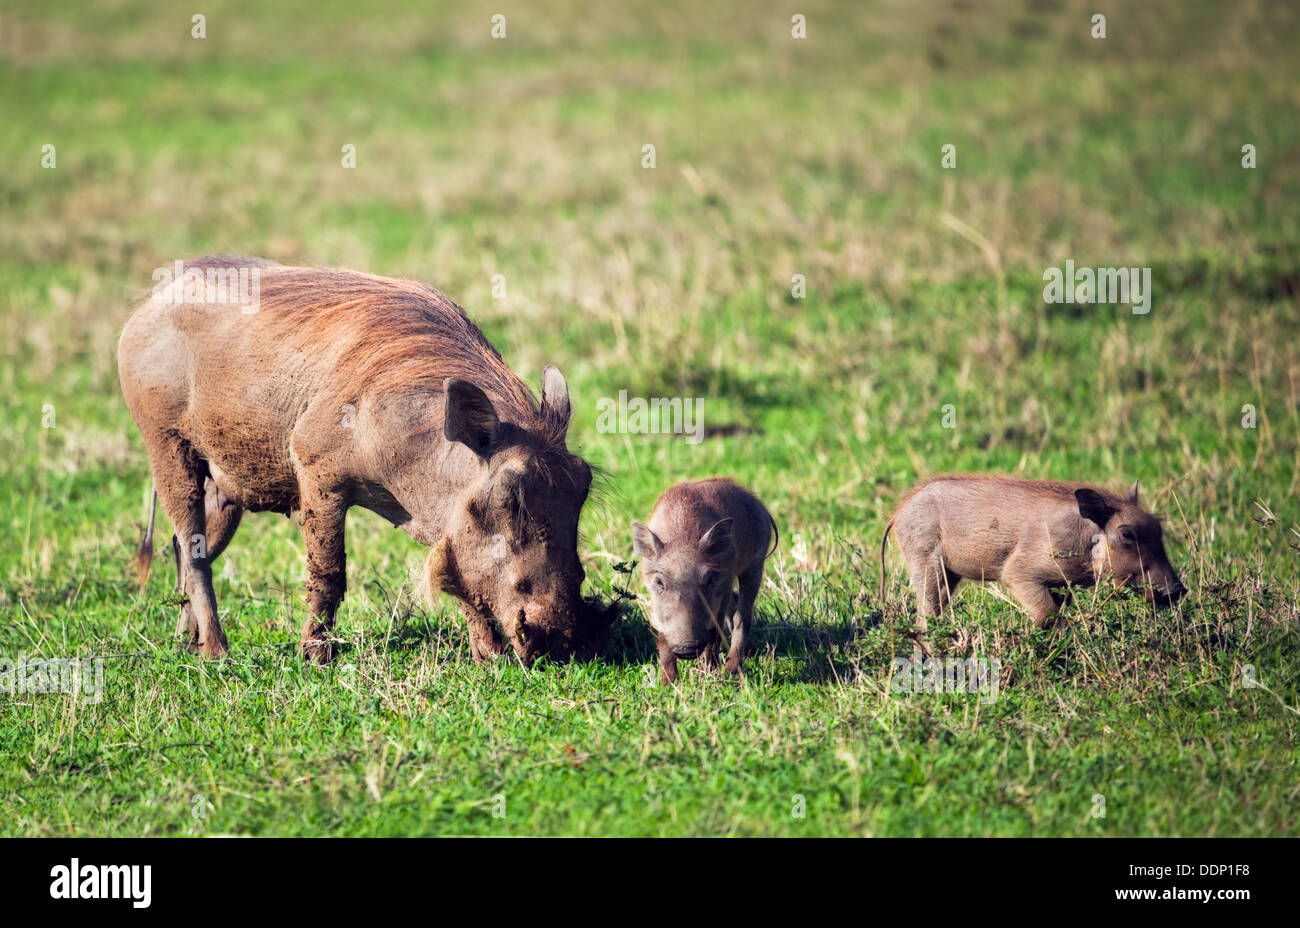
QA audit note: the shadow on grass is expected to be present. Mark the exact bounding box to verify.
[754,610,887,683]
[598,596,887,683]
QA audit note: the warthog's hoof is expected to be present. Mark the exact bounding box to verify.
[176,599,197,638]
[198,633,229,659]
[299,624,335,665]
[468,634,509,663]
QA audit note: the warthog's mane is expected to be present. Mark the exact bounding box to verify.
[178,256,573,457]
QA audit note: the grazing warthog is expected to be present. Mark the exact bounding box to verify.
[119,256,606,665]
[632,478,777,684]
[882,475,1186,628]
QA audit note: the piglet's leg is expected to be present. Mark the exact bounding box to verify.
[698,640,720,674]
[698,589,732,674]
[1002,573,1059,628]
[657,633,678,685]
[725,563,762,676]
[908,554,956,631]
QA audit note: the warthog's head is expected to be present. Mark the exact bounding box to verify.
[426,366,606,664]
[632,518,736,660]
[1077,482,1187,606]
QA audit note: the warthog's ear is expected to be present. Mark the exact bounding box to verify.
[444,378,500,457]
[1075,488,1116,529]
[541,364,571,429]
[1125,480,1140,506]
[699,518,735,562]
[632,522,664,559]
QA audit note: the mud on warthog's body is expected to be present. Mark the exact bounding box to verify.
[119,256,609,665]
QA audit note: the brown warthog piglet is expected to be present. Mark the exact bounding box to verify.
[632,478,777,684]
[882,475,1185,628]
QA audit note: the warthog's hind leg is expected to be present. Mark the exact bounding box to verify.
[150,440,228,658]
[172,475,243,648]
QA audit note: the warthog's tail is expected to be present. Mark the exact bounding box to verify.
[136,483,157,590]
[764,509,780,559]
[879,518,895,601]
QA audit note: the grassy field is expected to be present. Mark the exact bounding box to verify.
[1,0,1298,836]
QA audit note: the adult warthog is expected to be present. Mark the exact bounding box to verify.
[119,256,607,665]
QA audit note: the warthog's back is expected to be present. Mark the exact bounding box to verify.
[117,257,541,513]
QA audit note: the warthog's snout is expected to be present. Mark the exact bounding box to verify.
[512,611,570,665]
[510,591,608,665]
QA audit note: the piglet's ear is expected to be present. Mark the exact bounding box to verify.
[444,378,500,458]
[1125,480,1140,506]
[1075,489,1115,529]
[632,522,664,559]
[699,518,735,562]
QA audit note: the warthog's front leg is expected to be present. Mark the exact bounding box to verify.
[298,488,347,665]
[461,601,508,662]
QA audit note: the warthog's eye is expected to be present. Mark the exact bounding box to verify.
[496,486,521,512]
[702,569,718,588]
[1118,526,1137,545]
[515,578,533,596]
[650,574,665,593]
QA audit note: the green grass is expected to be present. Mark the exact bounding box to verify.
[1,0,1298,836]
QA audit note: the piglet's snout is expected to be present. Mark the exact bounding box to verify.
[672,641,704,658]
[1143,570,1186,604]
[1159,577,1188,603]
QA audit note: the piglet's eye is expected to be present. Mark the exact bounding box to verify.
[1118,527,1137,544]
